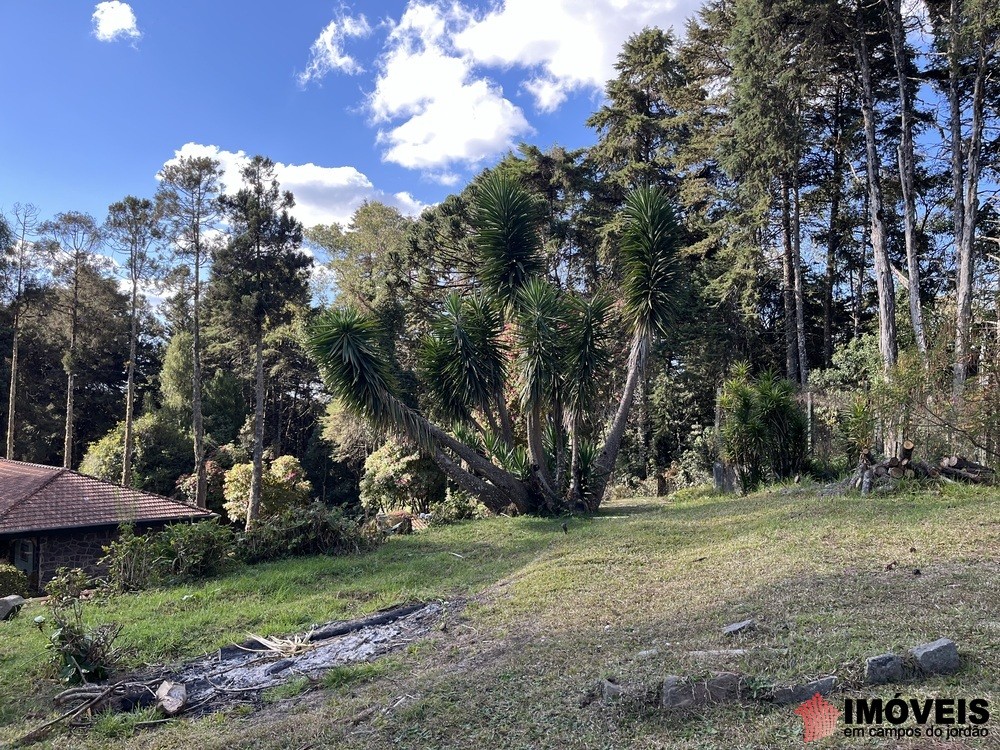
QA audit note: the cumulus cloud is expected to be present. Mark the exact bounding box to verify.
[92,1,141,43]
[298,12,372,84]
[162,143,425,228]
[367,2,532,177]
[453,0,687,112]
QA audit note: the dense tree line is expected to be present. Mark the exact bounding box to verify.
[3,0,1000,518]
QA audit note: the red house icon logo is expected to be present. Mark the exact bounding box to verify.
[794,692,841,742]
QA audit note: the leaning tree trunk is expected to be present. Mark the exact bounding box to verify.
[590,332,648,508]
[121,285,139,487]
[245,333,266,531]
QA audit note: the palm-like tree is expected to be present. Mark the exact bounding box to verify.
[306,174,682,515]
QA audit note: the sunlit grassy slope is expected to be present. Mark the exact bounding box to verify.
[2,482,998,749]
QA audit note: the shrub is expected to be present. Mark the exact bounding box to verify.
[156,520,237,580]
[80,411,191,497]
[37,568,121,684]
[359,437,445,515]
[430,486,490,525]
[98,525,160,593]
[176,459,228,514]
[240,503,373,563]
[223,454,313,523]
[0,562,29,598]
[720,364,807,493]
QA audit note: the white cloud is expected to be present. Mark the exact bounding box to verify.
[298,13,372,85]
[453,0,687,112]
[367,2,532,177]
[92,1,141,43]
[162,143,425,228]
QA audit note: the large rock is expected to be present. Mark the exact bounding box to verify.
[771,676,837,705]
[0,595,25,621]
[600,679,624,702]
[703,672,742,702]
[155,681,187,716]
[864,654,904,685]
[722,619,756,637]
[661,676,695,710]
[909,638,960,675]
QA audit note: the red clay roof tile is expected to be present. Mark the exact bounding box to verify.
[0,458,214,535]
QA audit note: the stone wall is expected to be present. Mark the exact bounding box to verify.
[38,528,118,588]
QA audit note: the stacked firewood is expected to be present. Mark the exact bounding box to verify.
[843,440,995,494]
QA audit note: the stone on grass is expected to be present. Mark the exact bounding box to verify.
[722,619,756,637]
[864,654,904,685]
[661,676,695,710]
[909,638,959,675]
[635,649,659,660]
[600,679,623,702]
[0,595,25,621]
[771,676,837,705]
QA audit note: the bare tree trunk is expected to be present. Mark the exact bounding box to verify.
[192,252,207,508]
[948,0,968,396]
[246,333,266,531]
[5,324,18,459]
[780,179,799,382]
[792,174,809,386]
[63,266,81,469]
[856,20,898,373]
[591,332,648,507]
[526,402,557,502]
[823,85,844,368]
[121,284,139,486]
[886,0,928,362]
[954,34,987,398]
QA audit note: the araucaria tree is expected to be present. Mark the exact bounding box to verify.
[307,174,683,515]
[215,156,310,530]
[157,156,223,508]
[105,196,161,487]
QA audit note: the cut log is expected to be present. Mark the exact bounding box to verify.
[887,456,901,468]
[873,465,889,478]
[899,440,915,462]
[888,467,905,479]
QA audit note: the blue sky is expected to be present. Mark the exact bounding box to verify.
[1,0,699,229]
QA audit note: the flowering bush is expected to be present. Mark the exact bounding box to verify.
[359,437,445,514]
[223,454,313,523]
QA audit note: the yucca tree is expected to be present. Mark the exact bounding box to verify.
[307,174,682,515]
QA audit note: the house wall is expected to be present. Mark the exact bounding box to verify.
[38,528,119,588]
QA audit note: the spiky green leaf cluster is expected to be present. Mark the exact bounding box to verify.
[514,278,566,409]
[621,186,681,338]
[306,307,432,451]
[474,171,544,306]
[421,293,507,422]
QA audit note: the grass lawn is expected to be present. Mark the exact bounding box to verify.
[1,482,998,749]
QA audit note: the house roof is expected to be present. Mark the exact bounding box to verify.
[0,458,214,536]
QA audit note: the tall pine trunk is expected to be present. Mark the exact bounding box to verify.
[792,175,809,386]
[780,178,799,381]
[121,284,139,486]
[192,251,207,508]
[954,22,986,398]
[856,18,898,373]
[63,266,80,468]
[246,332,265,531]
[6,323,19,459]
[886,0,928,362]
[823,88,844,367]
